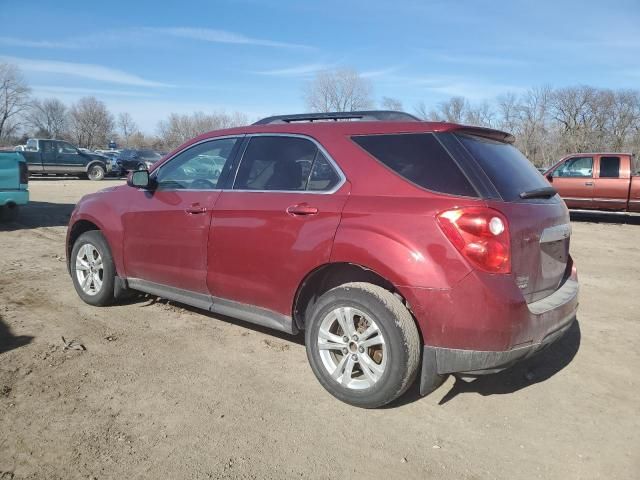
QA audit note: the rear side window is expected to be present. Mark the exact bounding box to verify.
[599,156,620,178]
[308,152,341,191]
[457,134,552,201]
[352,133,477,197]
[234,136,341,192]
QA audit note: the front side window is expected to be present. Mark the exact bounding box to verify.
[234,136,340,192]
[553,157,593,178]
[155,138,238,190]
[59,142,77,154]
[599,156,620,178]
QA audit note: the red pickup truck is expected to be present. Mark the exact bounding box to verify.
[545,153,640,212]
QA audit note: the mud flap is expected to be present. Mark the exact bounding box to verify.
[419,346,447,396]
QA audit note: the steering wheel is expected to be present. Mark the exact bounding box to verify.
[190,178,216,189]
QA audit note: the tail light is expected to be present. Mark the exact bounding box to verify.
[19,161,29,185]
[437,206,510,274]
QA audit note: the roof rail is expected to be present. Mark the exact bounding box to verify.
[253,110,420,125]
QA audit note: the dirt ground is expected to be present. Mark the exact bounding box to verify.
[0,179,638,479]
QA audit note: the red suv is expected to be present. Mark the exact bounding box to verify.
[66,111,578,408]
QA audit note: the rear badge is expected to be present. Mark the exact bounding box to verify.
[516,275,529,289]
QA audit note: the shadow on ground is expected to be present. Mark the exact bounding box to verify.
[387,320,581,408]
[129,294,306,346]
[570,211,640,225]
[0,313,33,355]
[0,201,76,231]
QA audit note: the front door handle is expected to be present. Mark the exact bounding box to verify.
[286,204,319,216]
[585,182,594,186]
[185,205,207,214]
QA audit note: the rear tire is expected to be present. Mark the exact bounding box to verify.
[70,231,116,306]
[305,282,421,408]
[87,164,105,181]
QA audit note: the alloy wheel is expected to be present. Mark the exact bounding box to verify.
[75,243,104,296]
[317,306,387,390]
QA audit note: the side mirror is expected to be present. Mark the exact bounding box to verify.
[127,170,151,188]
[546,174,553,182]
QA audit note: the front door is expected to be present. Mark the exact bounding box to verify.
[122,137,241,293]
[54,141,85,173]
[208,135,349,316]
[550,155,594,209]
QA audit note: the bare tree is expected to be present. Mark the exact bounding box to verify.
[413,101,430,120]
[68,96,114,149]
[117,112,138,148]
[27,98,67,138]
[381,96,403,111]
[157,111,248,150]
[304,68,374,112]
[464,101,495,127]
[427,96,467,123]
[0,63,31,141]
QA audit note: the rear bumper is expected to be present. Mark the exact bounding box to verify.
[423,308,576,376]
[402,259,579,395]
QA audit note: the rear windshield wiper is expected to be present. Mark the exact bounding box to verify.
[519,187,557,199]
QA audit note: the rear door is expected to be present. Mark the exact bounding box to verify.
[592,155,628,210]
[39,141,59,172]
[549,156,594,209]
[208,134,349,316]
[122,137,241,293]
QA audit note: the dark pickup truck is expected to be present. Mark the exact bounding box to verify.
[22,139,112,180]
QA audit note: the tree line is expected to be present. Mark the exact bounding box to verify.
[0,62,248,152]
[2,61,639,166]
[305,69,640,167]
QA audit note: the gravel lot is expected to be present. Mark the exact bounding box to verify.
[1,179,638,479]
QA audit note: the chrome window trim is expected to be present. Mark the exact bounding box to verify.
[227,133,347,195]
[150,135,244,191]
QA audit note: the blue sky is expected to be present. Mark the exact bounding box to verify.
[1,0,639,131]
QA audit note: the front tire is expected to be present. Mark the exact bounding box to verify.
[70,231,116,306]
[87,164,105,181]
[305,282,421,408]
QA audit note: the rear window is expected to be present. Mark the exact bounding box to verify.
[600,156,620,178]
[456,134,551,201]
[351,133,477,197]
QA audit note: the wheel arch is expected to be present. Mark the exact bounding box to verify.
[67,219,102,271]
[85,160,107,173]
[292,262,420,338]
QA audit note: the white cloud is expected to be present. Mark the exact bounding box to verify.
[430,53,530,68]
[361,67,399,78]
[253,63,334,77]
[145,27,311,49]
[0,36,78,49]
[0,55,171,88]
[32,85,156,98]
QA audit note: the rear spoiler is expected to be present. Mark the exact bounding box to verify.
[455,126,515,144]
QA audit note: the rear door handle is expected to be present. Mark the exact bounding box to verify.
[185,205,207,214]
[286,204,319,216]
[585,182,594,186]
